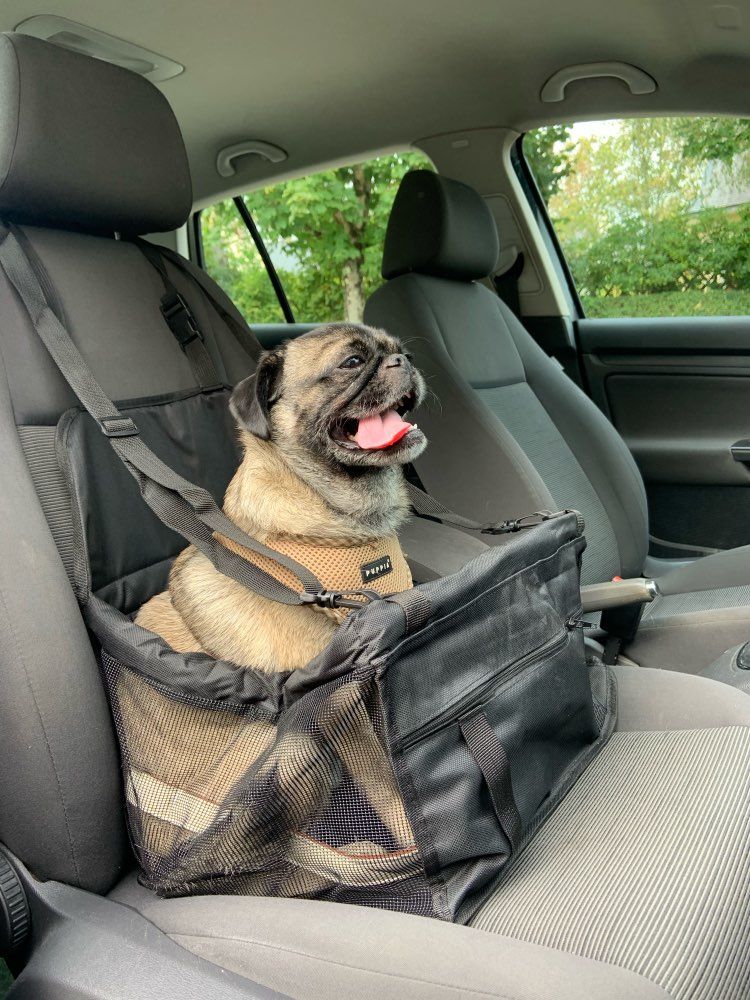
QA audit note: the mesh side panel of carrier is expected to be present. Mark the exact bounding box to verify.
[101,651,435,915]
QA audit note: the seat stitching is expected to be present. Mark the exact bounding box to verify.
[169,931,530,999]
[0,577,81,883]
[169,930,671,999]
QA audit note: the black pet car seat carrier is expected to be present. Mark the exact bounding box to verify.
[0,223,616,922]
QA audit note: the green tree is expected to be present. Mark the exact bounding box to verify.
[201,199,285,321]
[536,117,750,316]
[247,152,432,321]
[677,117,750,168]
[550,119,703,246]
[523,125,573,203]
[202,151,433,325]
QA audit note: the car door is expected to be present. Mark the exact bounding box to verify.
[521,116,750,558]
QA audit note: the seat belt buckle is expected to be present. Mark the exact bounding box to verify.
[161,292,203,350]
[97,415,139,438]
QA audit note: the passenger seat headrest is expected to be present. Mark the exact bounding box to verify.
[0,33,192,236]
[382,170,499,281]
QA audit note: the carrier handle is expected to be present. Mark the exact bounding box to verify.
[0,224,374,613]
[460,709,523,850]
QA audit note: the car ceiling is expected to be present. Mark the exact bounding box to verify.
[4,0,750,204]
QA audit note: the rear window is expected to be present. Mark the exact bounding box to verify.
[200,151,433,324]
[524,118,750,318]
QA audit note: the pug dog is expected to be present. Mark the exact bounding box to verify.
[132,324,428,872]
[136,323,427,672]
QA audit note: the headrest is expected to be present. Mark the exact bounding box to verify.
[0,33,192,235]
[382,170,499,281]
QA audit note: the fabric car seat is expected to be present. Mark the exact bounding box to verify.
[365,168,750,673]
[0,32,749,1000]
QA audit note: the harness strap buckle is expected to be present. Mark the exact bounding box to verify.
[300,590,377,610]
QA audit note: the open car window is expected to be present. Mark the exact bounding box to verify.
[199,151,433,325]
[523,118,750,318]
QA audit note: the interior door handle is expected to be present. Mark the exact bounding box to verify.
[730,440,750,462]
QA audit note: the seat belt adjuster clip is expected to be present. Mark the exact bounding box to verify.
[97,415,139,438]
[161,292,203,350]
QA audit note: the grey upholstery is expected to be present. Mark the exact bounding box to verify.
[613,660,750,729]
[700,642,750,696]
[471,724,750,1000]
[0,227,256,892]
[1,34,750,1000]
[0,34,191,234]
[0,49,250,890]
[365,170,750,673]
[366,272,647,585]
[110,875,670,1000]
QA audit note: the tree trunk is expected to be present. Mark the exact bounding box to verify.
[342,257,365,322]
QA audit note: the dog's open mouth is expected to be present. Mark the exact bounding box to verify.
[331,391,418,451]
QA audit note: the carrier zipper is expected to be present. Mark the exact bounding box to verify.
[398,627,570,751]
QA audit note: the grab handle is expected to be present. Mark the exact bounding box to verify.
[540,62,656,102]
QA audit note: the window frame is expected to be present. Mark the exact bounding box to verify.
[193,197,296,324]
[512,135,585,319]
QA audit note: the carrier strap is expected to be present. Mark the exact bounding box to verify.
[131,242,551,544]
[0,225,373,612]
[404,483,561,537]
[136,239,223,391]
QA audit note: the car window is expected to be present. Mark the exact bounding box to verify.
[199,151,433,324]
[523,118,750,318]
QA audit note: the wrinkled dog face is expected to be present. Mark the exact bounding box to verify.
[231,323,427,470]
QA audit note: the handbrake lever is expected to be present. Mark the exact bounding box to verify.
[580,577,659,613]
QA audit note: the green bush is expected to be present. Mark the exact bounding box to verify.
[567,207,750,302]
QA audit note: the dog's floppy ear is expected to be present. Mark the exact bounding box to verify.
[230,350,283,440]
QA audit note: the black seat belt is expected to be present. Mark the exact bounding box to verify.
[492,251,524,319]
[403,480,566,536]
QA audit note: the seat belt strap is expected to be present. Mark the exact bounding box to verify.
[492,251,525,319]
[135,239,223,390]
[0,224,374,613]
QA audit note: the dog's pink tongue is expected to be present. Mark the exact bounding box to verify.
[354,409,413,450]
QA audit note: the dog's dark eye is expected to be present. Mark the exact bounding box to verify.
[339,354,365,369]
